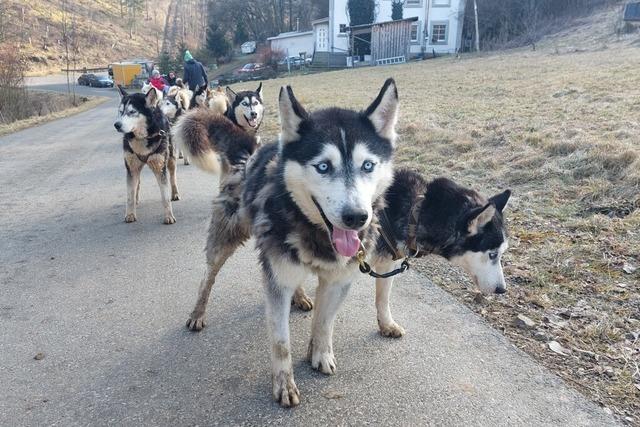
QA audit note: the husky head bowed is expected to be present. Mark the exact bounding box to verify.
[279,78,398,258]
[226,83,264,132]
[413,177,511,294]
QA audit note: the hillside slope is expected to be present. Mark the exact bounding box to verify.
[3,0,204,75]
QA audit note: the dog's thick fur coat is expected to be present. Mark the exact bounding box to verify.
[114,86,179,224]
[186,79,400,407]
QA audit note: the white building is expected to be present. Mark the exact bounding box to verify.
[268,0,465,66]
[375,0,466,55]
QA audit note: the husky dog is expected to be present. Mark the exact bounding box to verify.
[141,81,163,102]
[114,86,179,224]
[206,86,228,114]
[224,83,264,134]
[186,79,399,407]
[190,84,208,109]
[366,170,511,337]
[160,87,193,165]
[171,106,259,178]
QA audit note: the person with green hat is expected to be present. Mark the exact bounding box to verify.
[182,50,208,92]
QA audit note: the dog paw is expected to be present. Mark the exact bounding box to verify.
[171,193,181,201]
[163,214,176,224]
[272,371,300,407]
[178,152,184,159]
[183,159,190,166]
[379,322,405,338]
[124,213,137,223]
[308,342,337,375]
[186,315,206,331]
[292,292,313,312]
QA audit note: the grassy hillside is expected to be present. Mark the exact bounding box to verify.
[228,7,640,421]
[5,0,171,75]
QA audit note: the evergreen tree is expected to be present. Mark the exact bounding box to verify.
[206,25,232,58]
[391,0,404,20]
[347,0,375,56]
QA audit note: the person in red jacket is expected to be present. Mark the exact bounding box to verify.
[150,69,169,96]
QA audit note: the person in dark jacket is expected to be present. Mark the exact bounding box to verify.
[183,50,208,91]
[167,71,177,86]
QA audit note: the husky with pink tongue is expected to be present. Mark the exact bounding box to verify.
[248,79,398,407]
[183,78,399,408]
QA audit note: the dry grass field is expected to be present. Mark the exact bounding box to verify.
[231,9,640,423]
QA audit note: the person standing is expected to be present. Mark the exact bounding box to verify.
[183,50,208,91]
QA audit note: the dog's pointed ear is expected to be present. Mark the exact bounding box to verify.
[364,78,399,144]
[278,85,308,144]
[117,85,128,98]
[465,203,496,235]
[489,189,511,212]
[226,86,237,104]
[256,82,263,99]
[145,87,158,108]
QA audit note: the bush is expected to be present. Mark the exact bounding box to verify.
[0,44,27,88]
[258,46,286,71]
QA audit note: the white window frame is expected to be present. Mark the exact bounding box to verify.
[432,0,451,6]
[410,22,420,43]
[430,21,448,45]
[404,0,422,8]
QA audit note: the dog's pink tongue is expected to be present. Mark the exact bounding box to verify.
[331,227,361,257]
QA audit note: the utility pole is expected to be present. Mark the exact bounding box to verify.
[473,0,480,52]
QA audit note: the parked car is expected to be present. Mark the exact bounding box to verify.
[78,74,114,88]
[241,41,256,54]
[236,63,267,74]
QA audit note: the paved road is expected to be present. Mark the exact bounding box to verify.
[0,100,617,426]
[26,74,119,98]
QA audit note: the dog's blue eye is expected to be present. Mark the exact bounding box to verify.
[362,161,375,173]
[314,162,331,174]
[489,252,498,260]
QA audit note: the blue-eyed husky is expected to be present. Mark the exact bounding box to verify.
[187,79,399,407]
[184,79,512,406]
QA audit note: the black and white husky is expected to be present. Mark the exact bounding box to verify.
[186,79,399,407]
[224,83,264,134]
[172,83,264,177]
[114,86,179,224]
[368,169,511,337]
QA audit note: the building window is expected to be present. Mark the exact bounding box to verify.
[432,0,450,6]
[410,22,419,42]
[405,0,421,7]
[339,24,347,33]
[431,22,448,44]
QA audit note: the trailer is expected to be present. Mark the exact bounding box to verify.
[110,60,154,87]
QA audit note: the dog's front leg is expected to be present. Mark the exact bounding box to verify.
[167,152,180,201]
[148,154,176,224]
[263,257,305,407]
[307,276,351,375]
[124,155,144,223]
[375,259,405,338]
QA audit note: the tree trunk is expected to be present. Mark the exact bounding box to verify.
[473,0,480,52]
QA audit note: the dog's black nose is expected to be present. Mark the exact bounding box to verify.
[250,111,257,118]
[494,286,506,294]
[114,122,122,131]
[342,210,368,229]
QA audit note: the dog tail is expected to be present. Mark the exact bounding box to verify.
[172,109,223,175]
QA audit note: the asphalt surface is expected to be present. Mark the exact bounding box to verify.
[25,74,119,99]
[0,95,618,426]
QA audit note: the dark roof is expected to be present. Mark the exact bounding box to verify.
[346,16,418,31]
[624,2,640,21]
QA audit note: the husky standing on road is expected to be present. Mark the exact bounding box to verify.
[114,86,179,224]
[172,83,264,176]
[186,79,399,406]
